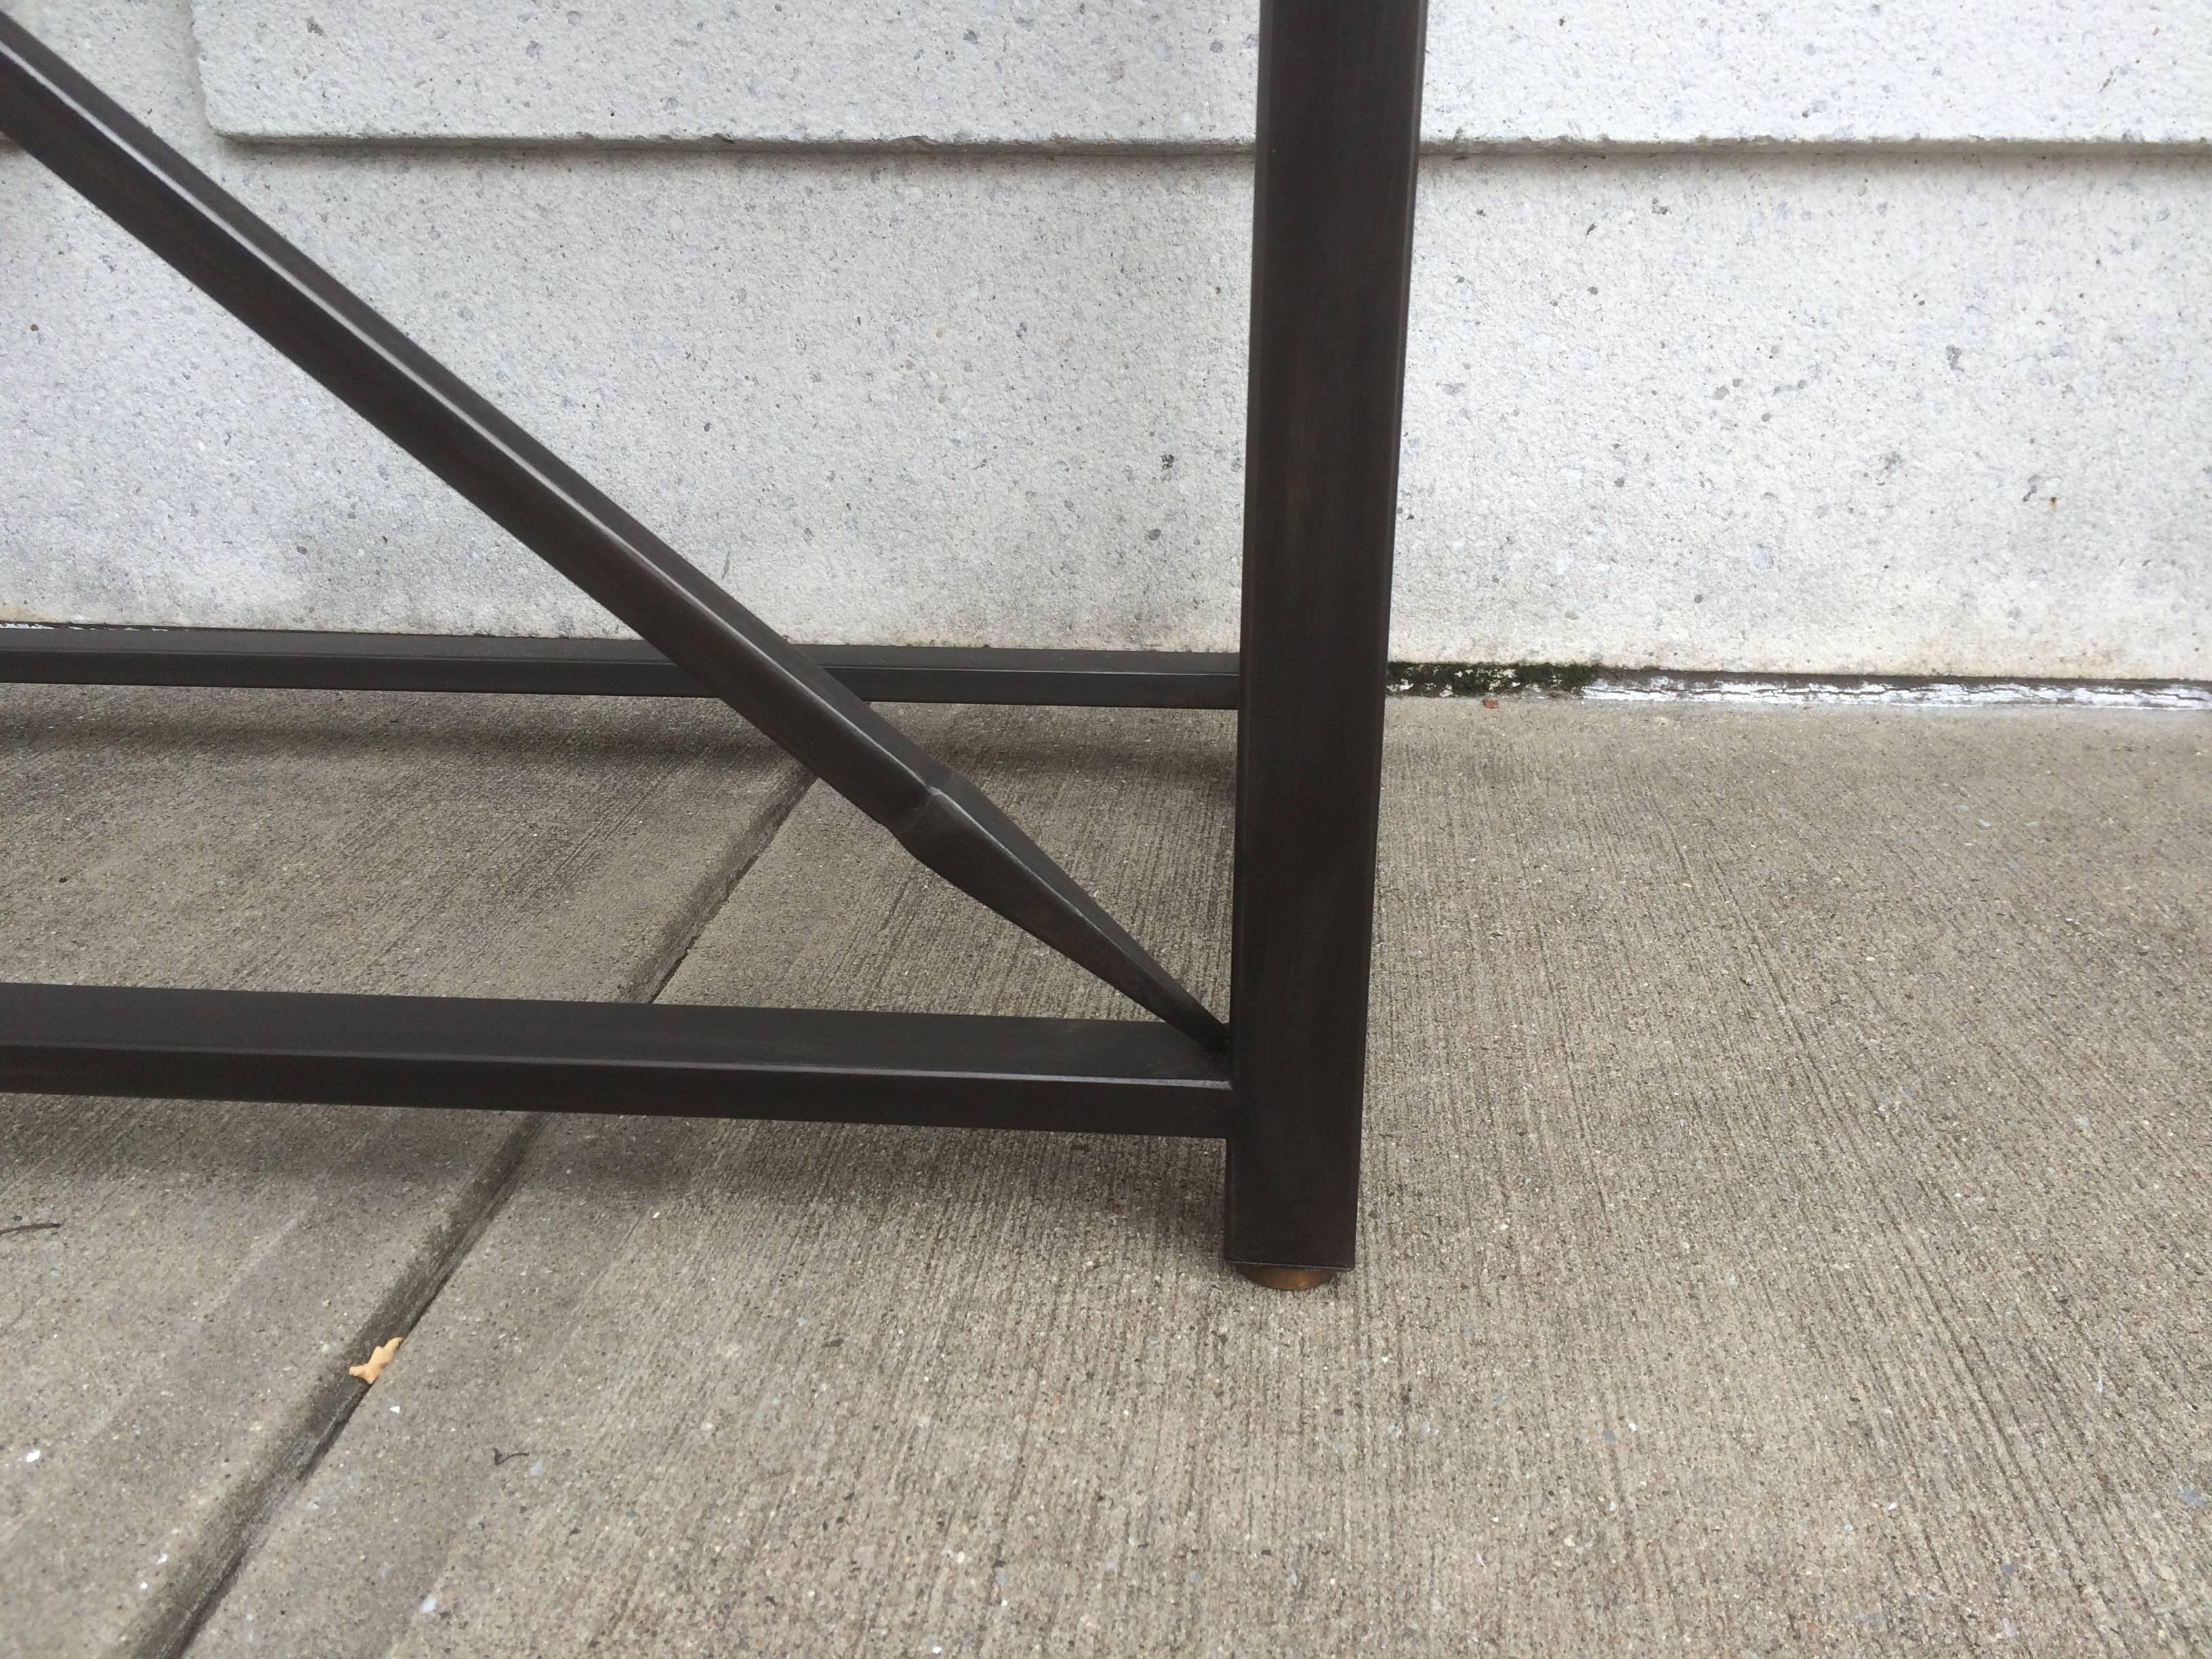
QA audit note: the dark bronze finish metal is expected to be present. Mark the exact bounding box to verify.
[0,4,1430,1275]
[1224,1,1429,1273]
[0,985,1229,1137]
[0,627,1241,709]
[0,14,1221,1050]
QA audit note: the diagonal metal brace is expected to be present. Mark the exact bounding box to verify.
[0,16,1225,1048]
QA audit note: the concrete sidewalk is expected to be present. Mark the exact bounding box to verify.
[2,691,2206,1655]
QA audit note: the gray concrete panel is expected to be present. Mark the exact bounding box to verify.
[0,684,806,1656]
[195,701,2211,1654]
[190,0,2212,146]
[5,142,2206,677]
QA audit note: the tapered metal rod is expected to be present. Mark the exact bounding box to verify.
[0,16,1223,1048]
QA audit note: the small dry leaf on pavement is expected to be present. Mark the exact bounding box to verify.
[348,1336,403,1385]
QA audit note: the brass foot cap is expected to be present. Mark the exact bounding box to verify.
[1235,1264,1339,1292]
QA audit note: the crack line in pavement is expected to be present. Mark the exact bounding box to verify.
[144,1115,544,1659]
[639,770,815,1006]
[138,761,818,1659]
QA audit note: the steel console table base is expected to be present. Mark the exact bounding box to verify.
[0,2,1429,1284]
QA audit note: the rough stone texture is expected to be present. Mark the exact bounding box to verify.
[3,0,2207,679]
[5,134,2207,676]
[0,684,806,1658]
[0,0,205,152]
[188,0,2211,146]
[192,700,2211,1656]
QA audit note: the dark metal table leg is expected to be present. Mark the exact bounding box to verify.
[1225,0,1429,1286]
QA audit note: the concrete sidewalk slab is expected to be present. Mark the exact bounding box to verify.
[0,685,806,1657]
[190,703,1233,1657]
[172,703,2212,1652]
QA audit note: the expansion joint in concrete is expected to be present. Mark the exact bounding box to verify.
[131,756,817,1658]
[634,767,817,1006]
[142,1113,546,1659]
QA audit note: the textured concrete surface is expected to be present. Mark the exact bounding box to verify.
[5,138,2207,676]
[177,699,2212,1656]
[3,0,2209,678]
[0,685,805,1658]
[191,0,2210,146]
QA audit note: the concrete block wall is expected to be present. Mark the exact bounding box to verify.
[3,0,2207,678]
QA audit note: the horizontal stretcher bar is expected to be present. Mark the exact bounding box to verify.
[0,983,1233,1137]
[0,628,1242,710]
